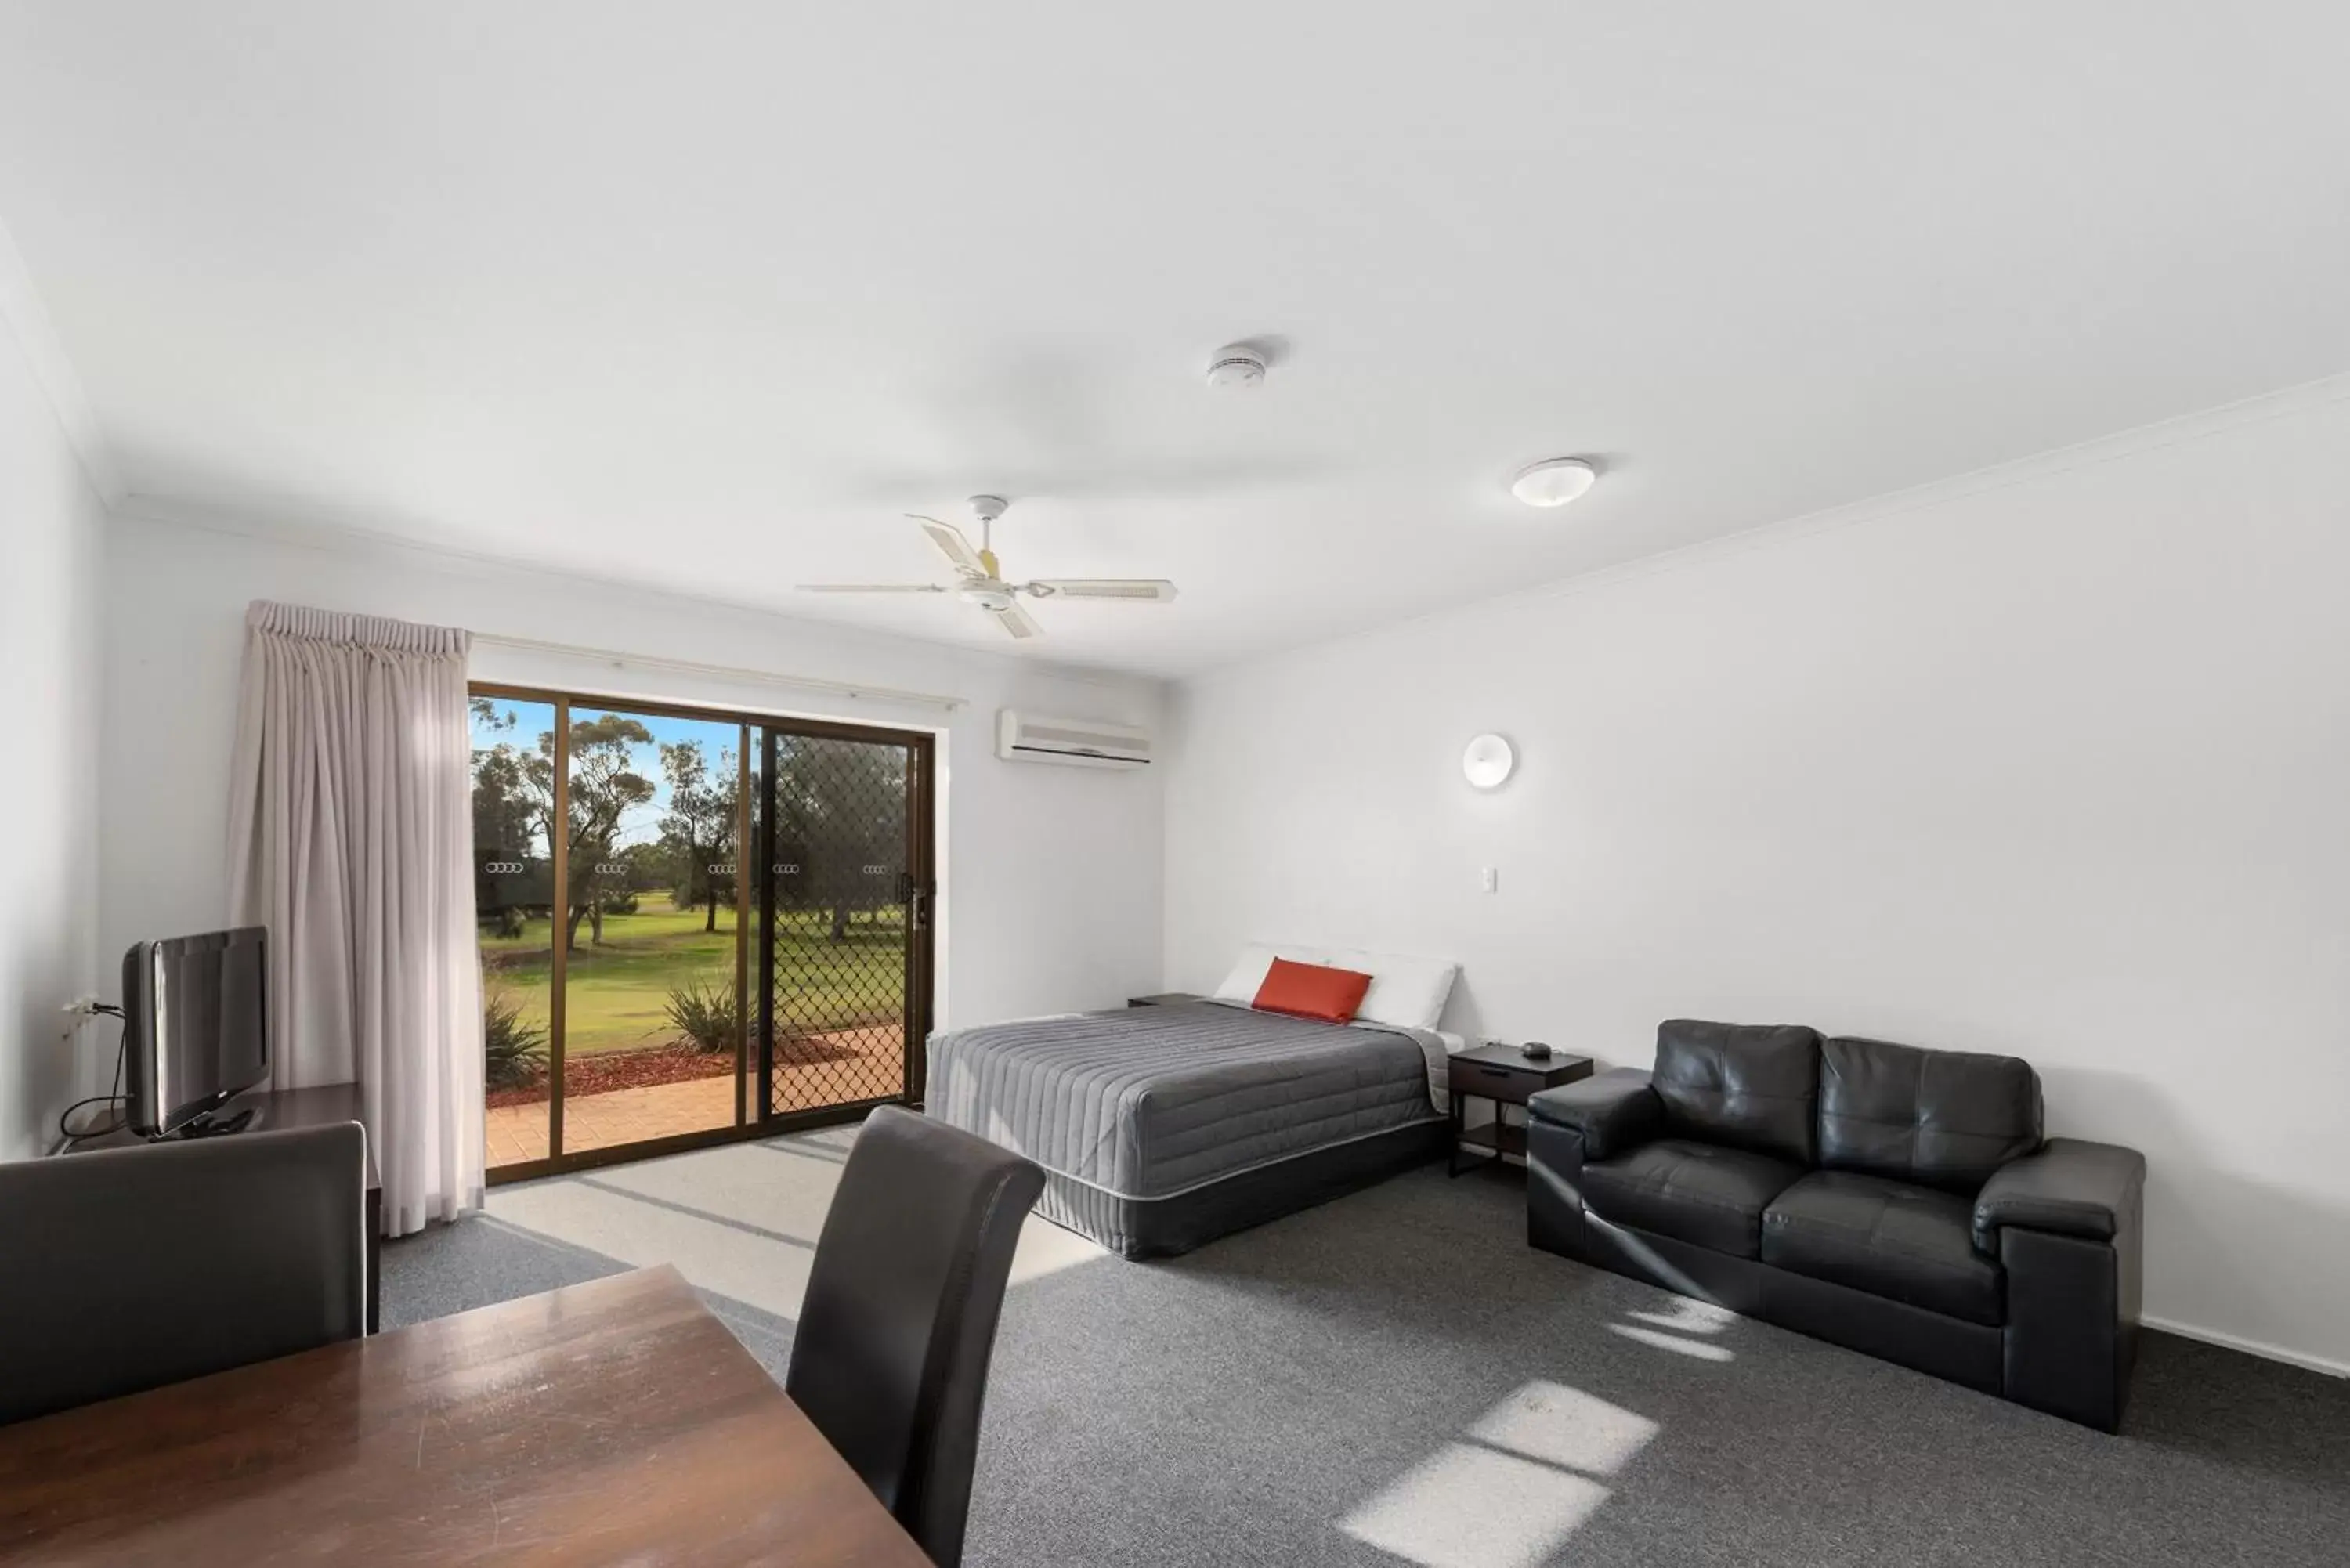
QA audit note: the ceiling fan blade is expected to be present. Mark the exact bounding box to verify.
[993,602,1044,640]
[910,515,986,577]
[1021,578,1178,603]
[796,583,947,594]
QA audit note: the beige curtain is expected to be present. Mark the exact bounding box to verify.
[226,600,483,1234]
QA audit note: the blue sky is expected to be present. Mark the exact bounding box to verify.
[470,699,745,851]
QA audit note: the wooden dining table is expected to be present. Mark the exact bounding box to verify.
[0,1265,932,1566]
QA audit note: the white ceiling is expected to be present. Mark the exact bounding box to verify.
[4,4,2347,677]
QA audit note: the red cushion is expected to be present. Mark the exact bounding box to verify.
[1252,956,1373,1024]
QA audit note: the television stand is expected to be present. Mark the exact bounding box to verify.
[67,1082,381,1333]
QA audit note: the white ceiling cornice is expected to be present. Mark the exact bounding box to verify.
[0,212,121,504]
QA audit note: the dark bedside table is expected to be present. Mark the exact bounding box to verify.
[1448,1043,1593,1176]
[1128,992,1205,1007]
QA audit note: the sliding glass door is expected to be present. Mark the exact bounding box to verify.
[470,688,933,1180]
[758,728,931,1118]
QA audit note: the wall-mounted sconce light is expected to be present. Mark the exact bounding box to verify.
[1462,733,1515,790]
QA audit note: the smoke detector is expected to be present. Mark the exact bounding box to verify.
[1205,343,1268,391]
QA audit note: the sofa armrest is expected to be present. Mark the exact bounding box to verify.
[1527,1069,1661,1263]
[1528,1070,1663,1162]
[1972,1138,2146,1255]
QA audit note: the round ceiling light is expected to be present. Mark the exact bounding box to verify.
[1462,733,1516,790]
[1510,457,1598,508]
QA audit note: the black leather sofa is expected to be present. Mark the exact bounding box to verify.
[1527,1020,2146,1430]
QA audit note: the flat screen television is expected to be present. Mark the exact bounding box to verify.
[123,927,270,1136]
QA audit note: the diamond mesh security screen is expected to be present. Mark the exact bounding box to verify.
[761,734,913,1115]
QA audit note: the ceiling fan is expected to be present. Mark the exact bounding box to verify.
[797,495,1177,640]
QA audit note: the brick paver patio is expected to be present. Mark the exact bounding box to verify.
[485,1024,906,1169]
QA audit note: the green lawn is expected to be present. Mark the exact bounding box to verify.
[482,896,906,1057]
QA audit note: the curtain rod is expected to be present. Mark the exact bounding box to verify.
[469,633,967,711]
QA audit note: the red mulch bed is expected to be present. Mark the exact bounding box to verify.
[486,1036,870,1109]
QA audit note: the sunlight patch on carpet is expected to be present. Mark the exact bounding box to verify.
[1607,1323,1736,1361]
[1008,1213,1111,1285]
[489,1178,816,1321]
[1340,1381,1656,1567]
[1341,1443,1610,1568]
[1622,1295,1737,1337]
[1467,1379,1660,1476]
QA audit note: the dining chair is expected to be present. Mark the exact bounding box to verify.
[0,1122,371,1425]
[787,1105,1046,1568]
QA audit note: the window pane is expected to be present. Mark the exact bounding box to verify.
[561,706,743,1154]
[472,695,555,1170]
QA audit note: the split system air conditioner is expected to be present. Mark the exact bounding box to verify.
[996,710,1151,770]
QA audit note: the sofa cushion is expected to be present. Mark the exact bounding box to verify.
[1762,1171,2004,1326]
[1818,1036,2042,1194]
[1580,1138,1805,1259]
[1651,1020,1823,1167]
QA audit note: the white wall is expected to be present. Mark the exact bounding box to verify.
[99,511,1164,1089]
[0,305,107,1158]
[1164,380,2350,1375]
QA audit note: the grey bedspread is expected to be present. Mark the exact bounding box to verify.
[925,1001,1444,1200]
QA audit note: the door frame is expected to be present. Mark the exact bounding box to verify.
[472,682,937,1184]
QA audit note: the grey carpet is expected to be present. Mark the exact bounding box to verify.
[382,1138,2350,1568]
[377,1195,803,1374]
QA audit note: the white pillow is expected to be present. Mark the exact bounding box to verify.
[1344,948,1460,1033]
[1213,942,1459,1032]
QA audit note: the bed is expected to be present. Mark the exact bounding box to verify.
[925,962,1460,1258]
